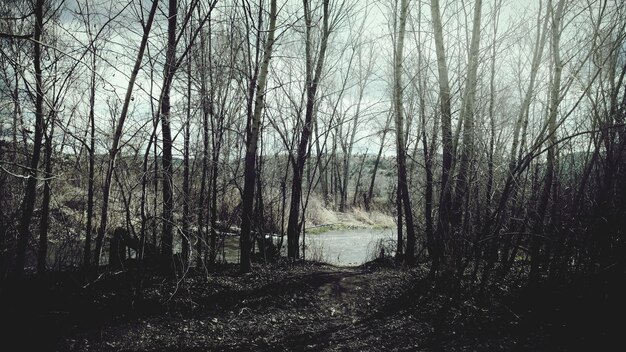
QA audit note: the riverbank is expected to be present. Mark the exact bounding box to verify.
[3,260,620,351]
[304,204,396,234]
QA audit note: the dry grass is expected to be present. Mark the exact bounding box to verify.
[302,195,394,231]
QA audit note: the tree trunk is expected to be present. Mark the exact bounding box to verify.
[37,114,55,275]
[430,0,454,274]
[209,141,220,264]
[181,34,192,268]
[366,114,391,211]
[159,0,178,269]
[396,184,403,259]
[196,17,213,267]
[287,0,331,259]
[511,0,551,169]
[530,0,565,285]
[14,0,45,276]
[83,47,97,270]
[451,0,483,273]
[422,90,437,270]
[352,153,367,206]
[477,0,501,285]
[94,0,159,268]
[393,0,417,265]
[240,0,278,273]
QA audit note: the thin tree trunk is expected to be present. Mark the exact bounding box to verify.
[83,47,97,270]
[196,15,212,267]
[37,114,55,275]
[14,0,45,276]
[159,0,178,269]
[239,0,278,273]
[530,0,565,285]
[430,0,454,274]
[94,0,159,268]
[341,55,369,211]
[181,32,192,267]
[451,0,483,273]
[393,0,417,265]
[287,0,331,259]
[477,0,501,285]
[209,140,220,264]
[366,114,391,210]
[137,117,160,291]
[422,89,437,269]
[352,153,367,206]
[511,0,551,169]
[313,119,329,205]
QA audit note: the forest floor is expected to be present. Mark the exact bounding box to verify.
[2,259,623,351]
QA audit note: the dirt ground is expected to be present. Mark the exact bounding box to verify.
[2,260,622,351]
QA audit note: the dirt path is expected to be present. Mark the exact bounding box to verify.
[52,263,546,351]
[55,265,426,351]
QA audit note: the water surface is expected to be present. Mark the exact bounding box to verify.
[220,227,396,266]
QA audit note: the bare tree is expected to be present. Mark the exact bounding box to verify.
[240,0,278,273]
[287,0,332,259]
[14,0,45,277]
[429,0,454,275]
[392,0,417,265]
[93,0,159,268]
[450,0,483,273]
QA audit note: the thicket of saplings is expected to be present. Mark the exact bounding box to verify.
[1,137,624,296]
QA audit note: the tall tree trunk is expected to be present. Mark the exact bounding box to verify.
[530,0,565,285]
[152,129,158,248]
[239,0,278,273]
[181,34,192,267]
[477,0,501,285]
[83,47,97,270]
[341,59,369,211]
[209,138,220,264]
[37,113,55,275]
[451,0,483,273]
[421,87,437,269]
[393,0,417,265]
[138,117,160,291]
[159,0,178,269]
[14,0,45,276]
[287,0,330,259]
[94,0,159,268]
[430,0,454,274]
[196,16,212,267]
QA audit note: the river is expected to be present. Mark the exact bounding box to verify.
[220,227,396,266]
